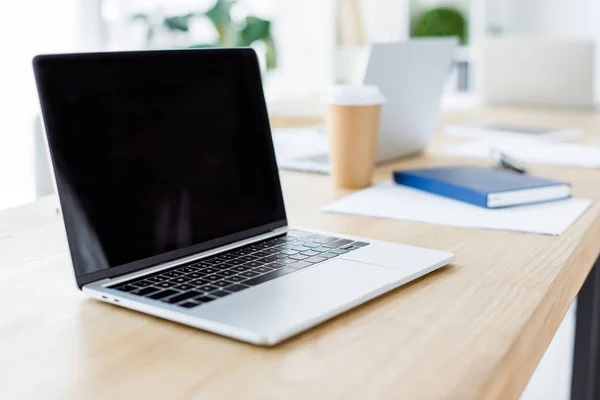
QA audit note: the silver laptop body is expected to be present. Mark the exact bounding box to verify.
[34,49,454,346]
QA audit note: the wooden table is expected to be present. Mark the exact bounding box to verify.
[1,106,599,399]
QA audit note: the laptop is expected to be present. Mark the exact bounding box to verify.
[276,38,457,174]
[33,49,454,345]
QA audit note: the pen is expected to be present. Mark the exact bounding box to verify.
[490,148,529,174]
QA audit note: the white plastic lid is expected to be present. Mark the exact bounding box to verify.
[321,84,386,106]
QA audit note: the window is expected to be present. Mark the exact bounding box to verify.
[0,0,78,210]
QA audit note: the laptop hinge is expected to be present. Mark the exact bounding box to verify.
[97,226,289,287]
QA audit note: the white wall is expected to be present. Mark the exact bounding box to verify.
[0,0,79,211]
[266,0,337,99]
[514,0,599,37]
[496,0,600,103]
[362,0,410,41]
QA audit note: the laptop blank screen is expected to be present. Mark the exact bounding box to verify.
[34,49,286,285]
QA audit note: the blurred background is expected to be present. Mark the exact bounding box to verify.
[3,0,600,211]
[0,3,596,397]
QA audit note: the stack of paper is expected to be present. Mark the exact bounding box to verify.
[322,182,592,236]
[271,127,327,160]
[446,138,600,169]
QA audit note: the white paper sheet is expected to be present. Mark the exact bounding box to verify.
[271,127,328,161]
[446,138,600,169]
[322,182,592,236]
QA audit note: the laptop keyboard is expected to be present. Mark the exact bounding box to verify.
[110,230,369,309]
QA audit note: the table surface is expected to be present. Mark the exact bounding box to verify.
[2,106,600,400]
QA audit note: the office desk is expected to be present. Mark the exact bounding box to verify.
[1,107,599,399]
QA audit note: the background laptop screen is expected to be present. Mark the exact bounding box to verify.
[34,49,286,284]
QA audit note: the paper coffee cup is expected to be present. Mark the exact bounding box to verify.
[322,85,385,188]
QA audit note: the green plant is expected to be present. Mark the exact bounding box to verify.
[411,6,468,45]
[132,0,277,69]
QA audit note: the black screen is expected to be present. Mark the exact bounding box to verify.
[34,49,286,286]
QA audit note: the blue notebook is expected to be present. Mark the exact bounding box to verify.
[393,166,571,209]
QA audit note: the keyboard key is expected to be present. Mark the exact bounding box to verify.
[132,287,160,296]
[216,269,237,277]
[224,284,250,292]
[189,279,210,286]
[193,263,213,269]
[299,242,320,248]
[176,267,197,274]
[252,266,275,274]
[243,266,297,286]
[352,241,369,247]
[163,271,184,278]
[179,301,202,309]
[294,237,312,242]
[320,252,339,259]
[217,254,236,260]
[261,255,280,263]
[171,277,187,284]
[132,280,153,287]
[193,295,217,303]
[266,261,286,269]
[213,280,235,288]
[280,258,298,265]
[278,243,299,249]
[231,265,252,272]
[289,254,308,260]
[204,274,222,281]
[186,272,205,279]
[148,289,178,300]
[157,281,176,288]
[279,250,299,255]
[231,248,254,256]
[301,250,320,257]
[312,236,339,244]
[228,275,248,283]
[326,239,353,248]
[252,251,271,258]
[305,256,328,264]
[243,261,263,268]
[291,246,310,252]
[271,253,290,259]
[201,258,224,265]
[197,268,219,275]
[210,290,233,298]
[163,291,203,304]
[147,276,168,283]
[289,261,313,270]
[196,285,219,293]
[238,255,258,262]
[225,259,245,266]
[239,271,260,278]
[314,246,331,252]
[111,284,139,292]
[266,237,287,245]
[260,248,279,254]
[173,284,194,291]
[210,262,234,270]
[329,248,349,254]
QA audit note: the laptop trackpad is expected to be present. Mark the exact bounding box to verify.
[194,259,409,342]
